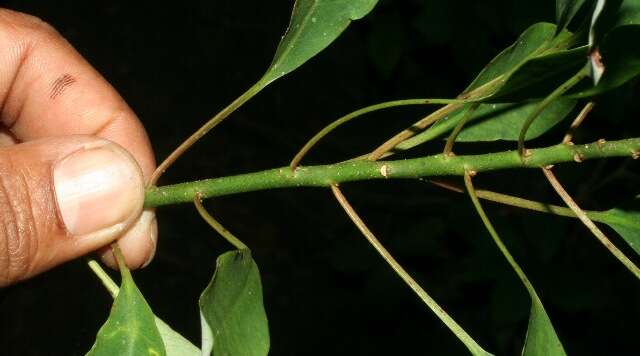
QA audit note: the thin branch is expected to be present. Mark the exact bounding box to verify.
[150,82,263,186]
[518,67,588,157]
[194,192,248,250]
[443,103,480,156]
[330,184,491,356]
[427,179,611,221]
[463,172,535,294]
[289,98,462,171]
[562,102,595,144]
[542,168,640,279]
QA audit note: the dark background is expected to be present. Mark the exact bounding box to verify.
[1,0,639,355]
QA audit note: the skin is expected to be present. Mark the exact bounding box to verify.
[0,8,157,286]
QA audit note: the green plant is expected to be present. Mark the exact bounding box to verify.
[82,0,640,354]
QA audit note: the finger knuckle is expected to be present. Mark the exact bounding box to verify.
[0,155,39,285]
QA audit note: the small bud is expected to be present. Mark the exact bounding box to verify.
[632,151,640,160]
[467,170,478,177]
[523,149,533,158]
[573,153,584,163]
[565,141,574,146]
[544,165,555,170]
[596,138,606,148]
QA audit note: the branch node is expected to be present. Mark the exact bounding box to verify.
[467,170,478,177]
[565,141,575,146]
[544,164,555,170]
[380,164,390,178]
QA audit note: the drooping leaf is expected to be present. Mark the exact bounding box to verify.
[557,0,590,32]
[464,23,563,94]
[259,0,378,86]
[155,317,200,356]
[199,249,269,356]
[522,295,567,356]
[595,197,640,256]
[87,266,166,356]
[455,98,577,141]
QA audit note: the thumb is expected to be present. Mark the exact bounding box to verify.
[0,135,144,286]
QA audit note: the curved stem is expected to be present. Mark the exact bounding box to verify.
[150,82,264,186]
[367,103,464,161]
[145,138,640,208]
[517,67,588,157]
[194,193,248,250]
[289,98,462,171]
[331,185,492,356]
[443,103,479,156]
[542,168,640,279]
[463,172,535,294]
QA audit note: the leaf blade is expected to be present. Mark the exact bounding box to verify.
[199,249,269,356]
[260,0,378,86]
[87,267,166,356]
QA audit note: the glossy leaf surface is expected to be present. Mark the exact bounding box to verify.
[199,249,269,356]
[260,0,378,86]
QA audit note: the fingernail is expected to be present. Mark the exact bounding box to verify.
[53,143,144,236]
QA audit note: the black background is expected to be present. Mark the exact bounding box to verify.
[1,1,639,355]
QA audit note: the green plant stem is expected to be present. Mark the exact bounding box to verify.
[542,168,640,279]
[330,185,492,356]
[193,193,248,250]
[367,103,464,160]
[463,172,536,294]
[145,138,640,208]
[443,103,480,156]
[428,179,611,222]
[517,66,588,157]
[87,259,119,298]
[149,82,264,186]
[289,98,463,171]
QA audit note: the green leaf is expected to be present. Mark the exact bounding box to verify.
[488,46,588,101]
[596,197,640,256]
[522,295,567,356]
[87,266,166,356]
[155,317,200,356]
[455,98,577,141]
[557,0,590,31]
[462,22,587,102]
[260,0,378,86]
[464,23,561,94]
[199,249,269,356]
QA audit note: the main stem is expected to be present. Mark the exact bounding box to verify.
[145,138,640,208]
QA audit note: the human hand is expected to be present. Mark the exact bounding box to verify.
[0,8,157,286]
